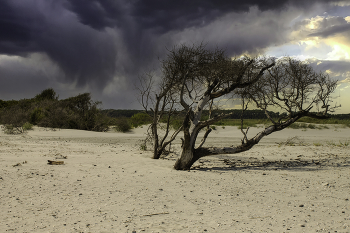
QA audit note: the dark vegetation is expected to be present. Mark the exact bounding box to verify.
[0,88,111,132]
[102,109,144,118]
[105,109,349,122]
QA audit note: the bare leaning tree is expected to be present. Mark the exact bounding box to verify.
[139,44,338,170]
[138,44,226,159]
[137,71,183,159]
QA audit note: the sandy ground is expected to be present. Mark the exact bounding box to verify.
[0,125,349,233]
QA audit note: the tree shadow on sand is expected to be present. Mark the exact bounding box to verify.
[191,157,350,172]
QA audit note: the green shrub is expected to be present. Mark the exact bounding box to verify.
[22,122,33,130]
[3,124,24,134]
[297,117,350,127]
[278,136,308,147]
[169,118,183,130]
[318,125,329,129]
[3,124,14,134]
[0,105,28,129]
[92,113,112,132]
[114,118,131,132]
[35,88,58,101]
[289,123,305,129]
[30,108,44,124]
[130,112,152,128]
[139,143,147,151]
[327,140,349,147]
[3,122,33,134]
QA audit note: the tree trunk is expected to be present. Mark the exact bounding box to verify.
[174,95,208,169]
[151,121,161,159]
[153,146,162,159]
[174,146,195,170]
[174,125,200,170]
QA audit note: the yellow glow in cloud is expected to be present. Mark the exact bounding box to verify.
[307,16,350,61]
[290,15,350,62]
[299,40,317,47]
[326,44,350,60]
[305,16,325,30]
[322,36,350,60]
[298,39,320,51]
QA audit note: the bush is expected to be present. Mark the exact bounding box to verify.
[288,123,307,129]
[30,108,44,124]
[288,122,329,130]
[114,118,131,132]
[22,122,33,130]
[139,143,147,151]
[2,122,32,134]
[3,124,25,134]
[35,88,58,101]
[169,118,183,130]
[0,105,28,129]
[130,112,152,128]
[92,113,112,132]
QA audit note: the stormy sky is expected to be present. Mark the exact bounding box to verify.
[1,0,350,113]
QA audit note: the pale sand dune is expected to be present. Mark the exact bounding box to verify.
[1,125,349,232]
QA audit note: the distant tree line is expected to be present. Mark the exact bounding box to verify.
[103,108,349,120]
[102,109,144,118]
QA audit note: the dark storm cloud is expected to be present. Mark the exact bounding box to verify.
[0,0,44,54]
[0,0,338,67]
[0,0,118,88]
[132,0,334,30]
[67,0,125,30]
[68,0,338,33]
[0,0,341,108]
[0,1,30,44]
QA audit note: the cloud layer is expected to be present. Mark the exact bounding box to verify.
[0,0,349,110]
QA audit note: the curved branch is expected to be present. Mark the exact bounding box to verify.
[196,128,212,149]
[193,109,329,159]
[159,124,184,156]
[210,61,275,99]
